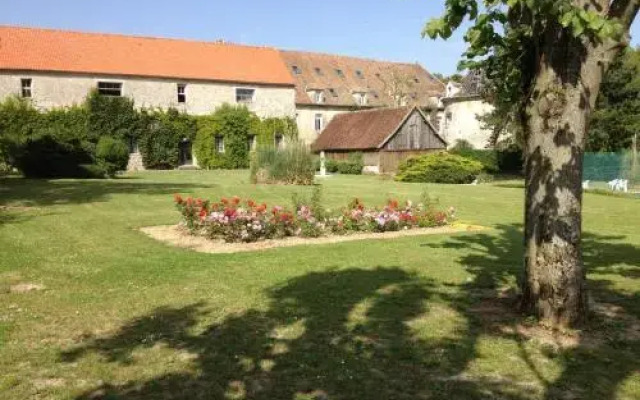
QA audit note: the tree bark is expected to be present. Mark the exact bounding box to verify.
[520,21,626,326]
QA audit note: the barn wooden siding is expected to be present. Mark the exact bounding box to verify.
[383,110,445,151]
[379,149,439,173]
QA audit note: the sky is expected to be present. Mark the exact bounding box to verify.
[1,0,640,76]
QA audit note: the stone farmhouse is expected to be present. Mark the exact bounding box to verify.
[0,26,491,165]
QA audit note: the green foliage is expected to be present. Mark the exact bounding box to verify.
[195,104,298,170]
[336,153,364,175]
[13,134,94,178]
[588,47,640,152]
[250,140,315,185]
[395,151,484,184]
[96,136,129,177]
[138,108,196,169]
[450,146,499,174]
[0,96,41,166]
[86,90,139,143]
[194,104,258,169]
[423,0,625,146]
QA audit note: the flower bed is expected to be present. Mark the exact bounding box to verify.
[174,193,455,243]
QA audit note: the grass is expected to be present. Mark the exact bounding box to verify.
[0,170,639,399]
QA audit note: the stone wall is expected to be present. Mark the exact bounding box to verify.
[296,106,350,145]
[440,97,493,149]
[0,72,296,119]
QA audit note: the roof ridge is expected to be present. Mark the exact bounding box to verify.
[0,24,279,51]
[280,49,422,67]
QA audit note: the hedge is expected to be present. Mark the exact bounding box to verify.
[0,90,297,177]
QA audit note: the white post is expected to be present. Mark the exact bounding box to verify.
[320,151,327,176]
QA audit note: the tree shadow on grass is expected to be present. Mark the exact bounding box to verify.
[62,268,532,400]
[0,177,214,207]
[429,225,640,400]
[60,228,640,400]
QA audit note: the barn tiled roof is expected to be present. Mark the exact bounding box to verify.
[280,50,445,108]
[0,26,295,86]
[311,107,415,151]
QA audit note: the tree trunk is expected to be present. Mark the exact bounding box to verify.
[520,25,623,327]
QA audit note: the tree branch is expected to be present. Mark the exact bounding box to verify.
[609,0,640,28]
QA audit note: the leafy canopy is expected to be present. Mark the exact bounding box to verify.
[424,1,624,121]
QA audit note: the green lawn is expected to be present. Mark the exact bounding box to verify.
[1,170,639,400]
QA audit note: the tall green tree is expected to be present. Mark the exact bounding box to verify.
[588,47,640,151]
[425,0,639,326]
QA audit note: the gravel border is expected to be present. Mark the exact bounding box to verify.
[140,223,487,254]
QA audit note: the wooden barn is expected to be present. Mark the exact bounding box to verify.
[311,106,447,173]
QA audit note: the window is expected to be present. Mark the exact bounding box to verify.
[313,90,325,104]
[236,88,255,104]
[314,67,323,75]
[247,134,257,151]
[414,77,420,83]
[215,136,225,153]
[177,84,186,103]
[353,92,367,106]
[21,78,32,98]
[292,65,302,75]
[335,68,344,77]
[355,70,364,79]
[314,113,324,132]
[274,133,284,150]
[328,88,338,97]
[97,81,122,97]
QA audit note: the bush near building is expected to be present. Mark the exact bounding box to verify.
[395,152,484,184]
[0,93,296,177]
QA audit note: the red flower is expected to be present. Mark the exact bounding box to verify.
[211,203,220,211]
[232,196,241,205]
[199,209,208,219]
[224,208,237,218]
[174,194,183,204]
[186,197,194,206]
[388,199,399,210]
[221,198,229,205]
[256,204,267,213]
[247,199,256,208]
[196,198,203,207]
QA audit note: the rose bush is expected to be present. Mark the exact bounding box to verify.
[174,194,455,243]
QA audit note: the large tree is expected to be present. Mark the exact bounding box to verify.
[425,0,639,326]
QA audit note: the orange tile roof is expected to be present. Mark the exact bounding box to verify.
[0,26,295,86]
[280,50,445,107]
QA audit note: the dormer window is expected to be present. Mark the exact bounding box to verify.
[335,69,344,77]
[315,67,323,75]
[353,92,367,106]
[292,65,302,75]
[355,70,364,79]
[308,89,325,104]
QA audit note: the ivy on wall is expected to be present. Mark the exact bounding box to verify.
[193,104,298,170]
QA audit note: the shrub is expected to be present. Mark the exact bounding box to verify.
[137,109,196,170]
[86,90,139,143]
[336,153,364,175]
[395,152,484,184]
[96,136,129,176]
[13,134,94,178]
[250,140,315,185]
[0,96,41,167]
